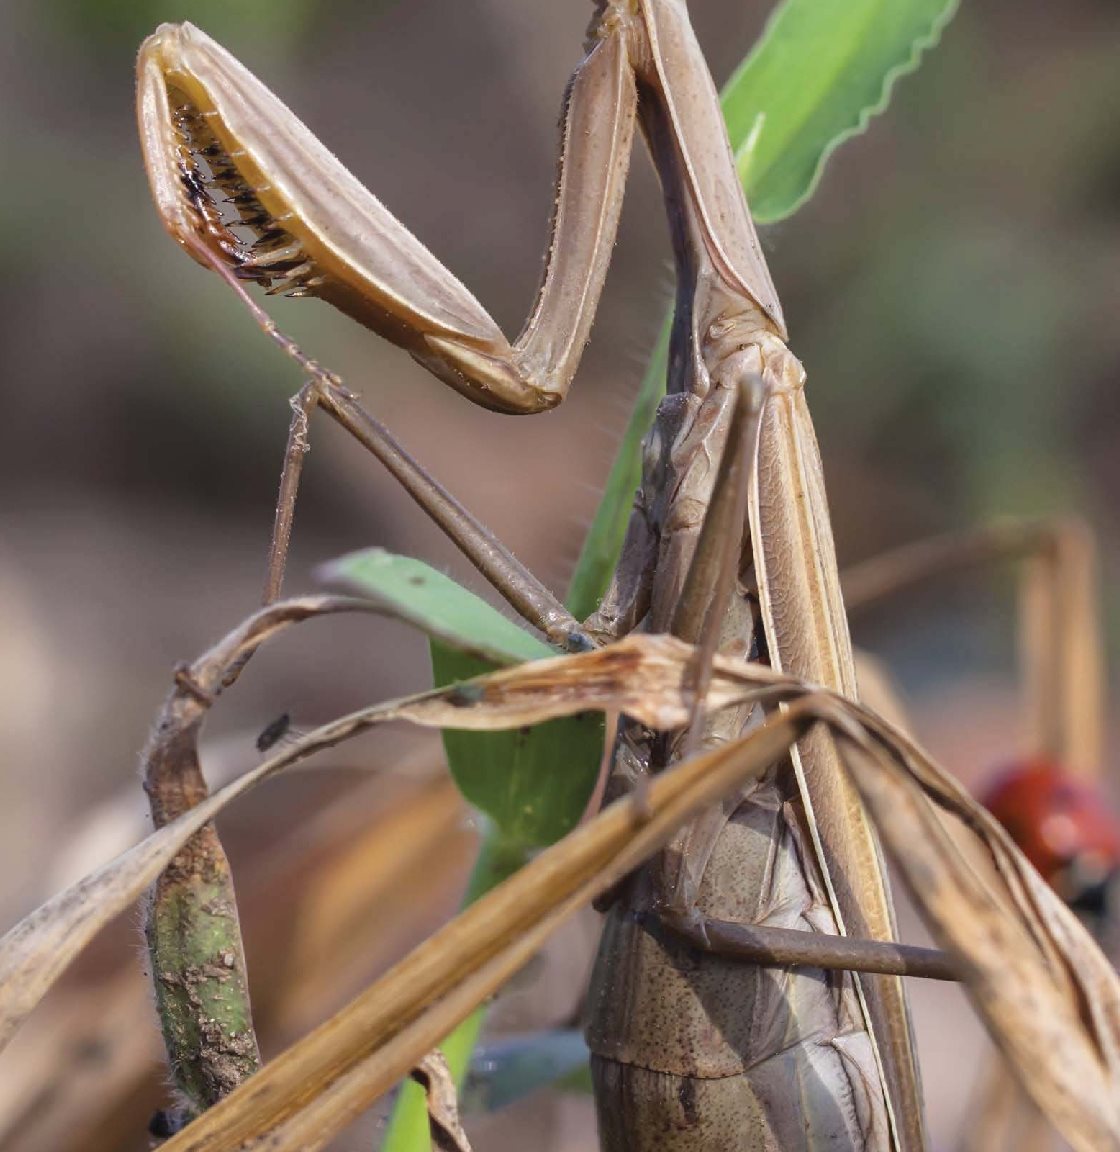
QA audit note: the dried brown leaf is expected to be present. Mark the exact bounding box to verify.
[409,1051,471,1152]
[0,632,769,1054]
[838,705,1120,1152]
[153,694,817,1151]
[5,627,1118,1152]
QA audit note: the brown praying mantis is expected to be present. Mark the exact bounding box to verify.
[132,4,1113,1151]
[135,3,930,1147]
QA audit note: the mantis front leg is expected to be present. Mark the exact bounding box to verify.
[136,5,924,1149]
[137,18,643,647]
[137,20,635,415]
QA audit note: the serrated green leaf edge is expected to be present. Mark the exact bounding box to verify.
[728,0,962,222]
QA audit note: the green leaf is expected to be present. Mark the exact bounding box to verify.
[567,0,960,618]
[325,549,605,847]
[566,323,670,622]
[322,549,553,666]
[726,0,961,223]
[431,645,604,849]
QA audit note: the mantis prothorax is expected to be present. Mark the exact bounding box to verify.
[137,4,923,1149]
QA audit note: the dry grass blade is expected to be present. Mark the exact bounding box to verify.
[0,769,459,1152]
[0,630,761,1054]
[154,701,820,1152]
[1019,519,1103,776]
[840,517,1105,775]
[837,706,1120,1152]
[6,623,1118,1150]
[840,519,1053,611]
[0,594,377,1059]
[149,657,1120,1151]
[0,594,381,1053]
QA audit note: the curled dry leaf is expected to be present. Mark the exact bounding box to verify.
[152,692,822,1152]
[834,707,1120,1152]
[153,638,1120,1152]
[0,628,762,1056]
[0,594,403,1054]
[409,1050,472,1152]
[3,628,1118,1151]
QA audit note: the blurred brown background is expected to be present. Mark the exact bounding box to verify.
[0,0,1118,1148]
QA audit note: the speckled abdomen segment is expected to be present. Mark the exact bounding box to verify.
[591,1028,884,1152]
[585,767,890,1150]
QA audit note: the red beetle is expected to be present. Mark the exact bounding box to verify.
[981,760,1120,916]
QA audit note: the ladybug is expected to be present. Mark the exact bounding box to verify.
[980,760,1120,917]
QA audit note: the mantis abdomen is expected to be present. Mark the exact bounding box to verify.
[588,763,888,1150]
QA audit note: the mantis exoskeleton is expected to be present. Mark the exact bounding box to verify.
[137,3,924,1148]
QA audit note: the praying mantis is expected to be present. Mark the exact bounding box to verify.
[137,2,922,1148]
[131,3,1107,1151]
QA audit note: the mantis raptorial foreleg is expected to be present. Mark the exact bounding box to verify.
[137,4,923,1150]
[137,21,634,415]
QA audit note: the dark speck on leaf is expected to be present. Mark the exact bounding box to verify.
[448,683,485,707]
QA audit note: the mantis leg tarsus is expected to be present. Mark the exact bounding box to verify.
[264,380,318,605]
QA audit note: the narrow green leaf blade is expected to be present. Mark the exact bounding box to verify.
[566,323,670,622]
[322,549,553,665]
[727,0,960,222]
[431,645,604,848]
[324,548,604,847]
